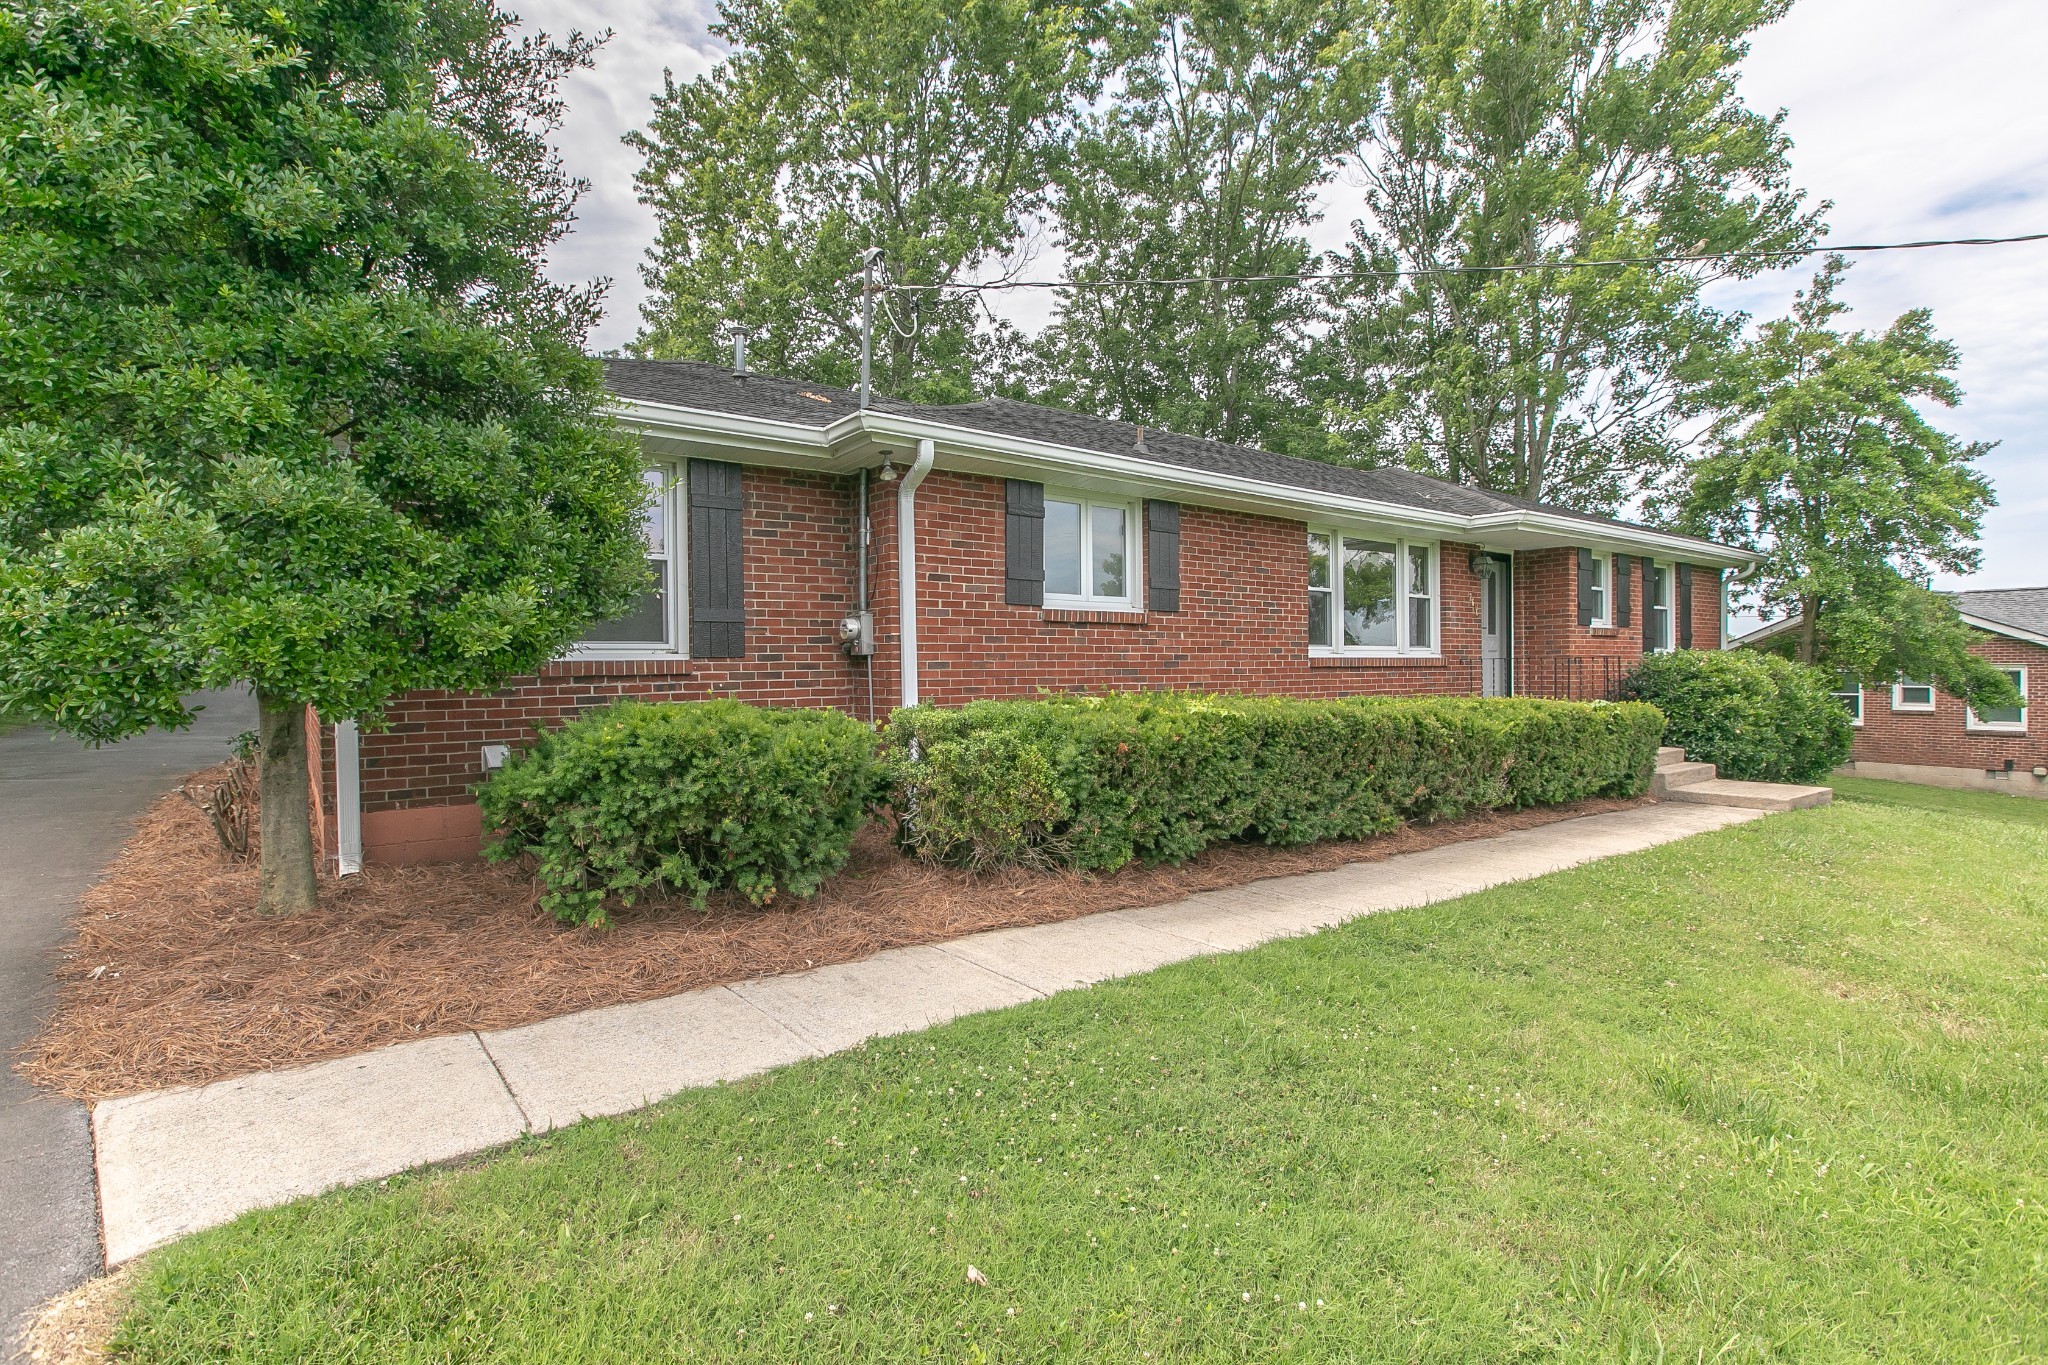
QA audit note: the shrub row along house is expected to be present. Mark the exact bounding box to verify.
[1807,587,2045,797]
[317,360,1749,866]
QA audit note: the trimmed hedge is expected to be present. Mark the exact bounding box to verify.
[477,699,887,925]
[886,691,1664,872]
[1620,649,1852,784]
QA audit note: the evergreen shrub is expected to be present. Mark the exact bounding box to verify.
[887,691,1664,872]
[477,699,887,925]
[1621,649,1852,783]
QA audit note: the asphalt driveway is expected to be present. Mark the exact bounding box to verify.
[1,689,256,1359]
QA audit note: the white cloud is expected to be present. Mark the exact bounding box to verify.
[508,0,724,351]
[526,0,2047,586]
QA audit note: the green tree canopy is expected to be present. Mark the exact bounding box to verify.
[0,0,648,910]
[1301,0,1820,508]
[1019,0,1371,449]
[629,0,1093,402]
[1675,258,2014,709]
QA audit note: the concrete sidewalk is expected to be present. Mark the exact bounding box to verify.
[90,799,1764,1266]
[1,691,255,1361]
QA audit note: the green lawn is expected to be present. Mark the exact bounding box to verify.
[116,784,2047,1362]
[1829,771,2048,826]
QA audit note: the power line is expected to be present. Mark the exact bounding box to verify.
[890,231,2048,293]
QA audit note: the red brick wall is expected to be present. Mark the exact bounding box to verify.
[1847,634,2046,773]
[892,470,1487,704]
[1514,549,1723,698]
[338,464,1731,862]
[347,467,867,855]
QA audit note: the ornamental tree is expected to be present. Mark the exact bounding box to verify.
[0,0,648,912]
[1676,257,2016,711]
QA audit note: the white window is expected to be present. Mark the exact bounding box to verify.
[1044,493,1140,609]
[1645,563,1673,651]
[1307,529,1439,655]
[1966,668,2027,732]
[1587,554,1609,628]
[1891,680,1935,712]
[577,466,683,656]
[1831,680,1863,727]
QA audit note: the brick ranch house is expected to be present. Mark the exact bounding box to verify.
[317,360,1752,868]
[1763,586,2044,798]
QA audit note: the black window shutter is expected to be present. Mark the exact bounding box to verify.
[1677,563,1695,649]
[1004,479,1045,606]
[1575,547,1597,626]
[1642,561,1657,651]
[1145,500,1181,613]
[1614,554,1632,628]
[688,459,745,658]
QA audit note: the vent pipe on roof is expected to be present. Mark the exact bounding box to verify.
[1134,424,1148,453]
[730,327,748,376]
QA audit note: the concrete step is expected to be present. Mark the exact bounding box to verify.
[1661,778,1833,812]
[1656,746,1687,766]
[1651,761,1718,795]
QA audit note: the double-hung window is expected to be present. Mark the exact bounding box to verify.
[1044,493,1139,609]
[1831,680,1864,726]
[1966,667,2027,732]
[578,466,681,655]
[1307,529,1437,654]
[1587,554,1610,627]
[1645,563,1673,651]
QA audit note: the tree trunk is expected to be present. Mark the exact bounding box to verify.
[1799,594,1819,667]
[256,688,318,915]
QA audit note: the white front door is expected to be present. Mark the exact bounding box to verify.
[1480,558,1512,696]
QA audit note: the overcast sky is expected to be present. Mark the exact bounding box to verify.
[517,0,2048,591]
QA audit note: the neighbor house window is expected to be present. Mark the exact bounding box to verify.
[1587,554,1609,627]
[579,466,679,653]
[1045,493,1139,608]
[1831,680,1863,727]
[1307,529,1438,655]
[1966,668,2027,732]
[1646,563,1673,651]
[1891,680,1936,712]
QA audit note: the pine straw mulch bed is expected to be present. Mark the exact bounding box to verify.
[17,764,1642,1102]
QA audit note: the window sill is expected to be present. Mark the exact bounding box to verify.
[1309,653,1448,669]
[1043,607,1150,626]
[1965,724,2026,734]
[1890,706,1936,715]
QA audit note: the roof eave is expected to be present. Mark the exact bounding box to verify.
[1958,612,2048,649]
[611,396,1754,562]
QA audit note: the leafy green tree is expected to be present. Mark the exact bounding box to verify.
[0,0,648,912]
[630,0,1091,402]
[1020,0,1371,448]
[1304,0,1820,508]
[1677,258,2015,709]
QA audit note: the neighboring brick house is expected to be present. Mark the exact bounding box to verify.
[320,360,1747,866]
[1824,587,2047,798]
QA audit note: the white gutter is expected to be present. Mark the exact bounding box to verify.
[334,719,363,875]
[896,439,936,707]
[611,397,1757,569]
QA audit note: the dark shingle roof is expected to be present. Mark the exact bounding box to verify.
[1957,587,2048,639]
[602,358,1712,543]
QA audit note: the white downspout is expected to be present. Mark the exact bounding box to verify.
[334,719,363,875]
[896,438,936,707]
